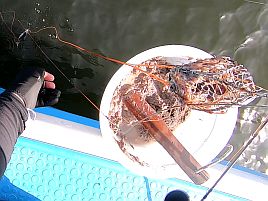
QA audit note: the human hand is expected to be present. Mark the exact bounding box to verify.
[8,67,61,109]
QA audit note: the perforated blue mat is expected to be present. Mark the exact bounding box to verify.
[0,137,248,201]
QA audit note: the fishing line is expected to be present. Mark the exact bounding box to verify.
[201,113,268,201]
[2,11,268,201]
[0,11,16,39]
[27,26,170,86]
[0,11,109,119]
[17,20,110,120]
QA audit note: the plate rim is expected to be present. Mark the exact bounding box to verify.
[99,45,237,179]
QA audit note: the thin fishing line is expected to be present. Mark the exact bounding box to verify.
[0,11,17,40]
[15,19,110,120]
[201,114,268,201]
[196,145,233,174]
[0,12,168,118]
[31,26,170,86]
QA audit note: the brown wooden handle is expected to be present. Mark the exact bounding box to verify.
[123,91,209,184]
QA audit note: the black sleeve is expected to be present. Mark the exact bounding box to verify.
[0,91,28,177]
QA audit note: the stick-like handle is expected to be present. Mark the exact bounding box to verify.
[123,91,209,185]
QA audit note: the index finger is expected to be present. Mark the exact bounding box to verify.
[44,71,55,81]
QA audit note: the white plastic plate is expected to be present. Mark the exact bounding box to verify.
[99,45,238,179]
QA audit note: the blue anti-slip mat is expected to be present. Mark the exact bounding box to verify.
[0,137,248,201]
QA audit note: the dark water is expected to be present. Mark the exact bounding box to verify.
[1,0,268,175]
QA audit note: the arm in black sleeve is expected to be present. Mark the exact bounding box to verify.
[0,91,28,177]
[0,67,60,178]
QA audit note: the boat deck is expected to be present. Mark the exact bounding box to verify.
[1,137,248,201]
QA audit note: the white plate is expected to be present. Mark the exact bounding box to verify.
[99,45,238,179]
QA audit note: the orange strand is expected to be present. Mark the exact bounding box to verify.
[30,26,172,86]
[15,21,106,116]
[3,14,174,118]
